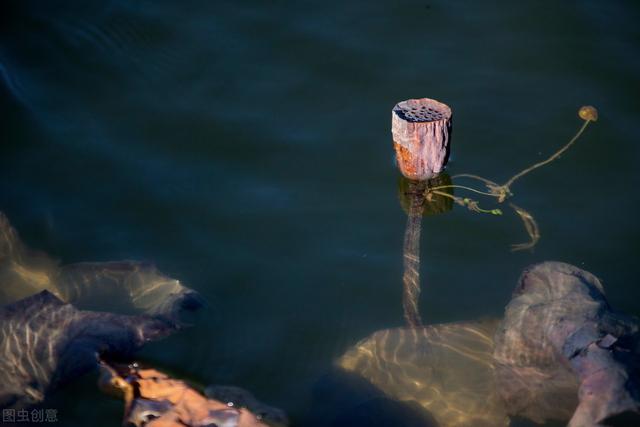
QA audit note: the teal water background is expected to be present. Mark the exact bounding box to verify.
[1,1,639,425]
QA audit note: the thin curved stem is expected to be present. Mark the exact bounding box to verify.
[428,184,497,198]
[429,190,458,202]
[502,120,590,189]
[430,190,502,215]
[509,203,540,252]
[452,174,500,188]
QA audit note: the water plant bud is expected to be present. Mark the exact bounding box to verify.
[578,105,598,122]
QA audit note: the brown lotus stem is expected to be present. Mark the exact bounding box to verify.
[392,98,452,181]
[402,181,424,328]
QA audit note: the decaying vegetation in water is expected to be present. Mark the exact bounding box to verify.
[424,106,598,251]
[99,361,288,427]
[395,107,597,332]
[338,262,640,427]
[509,203,540,251]
[0,212,204,408]
[0,212,288,426]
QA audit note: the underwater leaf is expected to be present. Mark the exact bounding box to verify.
[100,361,284,427]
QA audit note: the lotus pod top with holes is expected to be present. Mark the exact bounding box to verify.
[391,98,452,181]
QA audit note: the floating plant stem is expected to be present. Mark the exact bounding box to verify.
[428,184,496,197]
[501,119,592,191]
[452,174,500,188]
[451,175,509,202]
[509,203,540,252]
[452,106,598,204]
[429,190,502,215]
[394,106,597,324]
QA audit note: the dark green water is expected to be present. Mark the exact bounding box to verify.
[1,1,639,426]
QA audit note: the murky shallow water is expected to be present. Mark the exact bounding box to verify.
[1,1,639,426]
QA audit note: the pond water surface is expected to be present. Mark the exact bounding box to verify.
[1,1,639,426]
